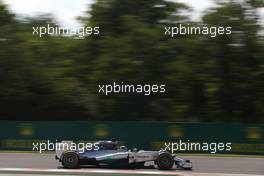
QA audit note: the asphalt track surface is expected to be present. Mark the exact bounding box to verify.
[0,153,263,175]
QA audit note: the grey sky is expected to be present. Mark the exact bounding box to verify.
[3,0,93,27]
[3,0,214,27]
[2,0,264,26]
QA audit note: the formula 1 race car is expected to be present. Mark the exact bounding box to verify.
[55,140,192,170]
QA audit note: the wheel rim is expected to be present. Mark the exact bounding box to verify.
[63,153,78,167]
[158,154,173,169]
[160,156,171,166]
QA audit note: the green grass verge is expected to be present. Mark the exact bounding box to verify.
[177,153,264,158]
[0,150,55,154]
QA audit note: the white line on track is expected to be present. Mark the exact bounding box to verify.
[191,174,263,176]
[0,168,182,175]
[0,168,262,176]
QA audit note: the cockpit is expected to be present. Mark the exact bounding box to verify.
[96,140,127,150]
[97,140,118,150]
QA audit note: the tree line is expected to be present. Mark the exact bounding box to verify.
[0,0,263,122]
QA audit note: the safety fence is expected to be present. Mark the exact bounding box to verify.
[0,121,263,154]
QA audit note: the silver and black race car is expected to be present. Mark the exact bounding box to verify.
[55,139,192,170]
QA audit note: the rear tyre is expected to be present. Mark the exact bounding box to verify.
[156,153,174,170]
[62,152,79,169]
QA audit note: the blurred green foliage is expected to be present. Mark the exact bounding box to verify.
[0,0,263,122]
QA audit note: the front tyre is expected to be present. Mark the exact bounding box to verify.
[156,153,174,170]
[62,152,79,169]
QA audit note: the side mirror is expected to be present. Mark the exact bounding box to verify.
[132,148,138,152]
[120,146,127,150]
